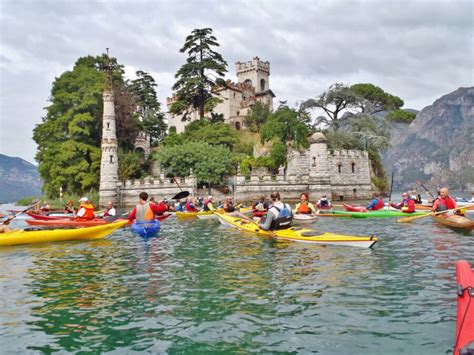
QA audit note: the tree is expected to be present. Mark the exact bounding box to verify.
[350,83,404,114]
[129,70,167,145]
[118,149,143,183]
[385,109,417,123]
[158,142,233,186]
[301,83,359,129]
[260,105,310,149]
[33,56,106,196]
[184,121,239,149]
[244,102,271,132]
[170,28,228,120]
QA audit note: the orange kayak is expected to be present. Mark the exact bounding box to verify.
[431,215,474,231]
[25,213,172,227]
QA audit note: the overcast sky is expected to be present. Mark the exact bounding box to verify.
[1,0,472,163]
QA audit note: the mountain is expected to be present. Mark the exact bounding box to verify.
[0,154,43,203]
[384,87,474,191]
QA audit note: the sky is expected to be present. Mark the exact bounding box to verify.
[0,0,473,163]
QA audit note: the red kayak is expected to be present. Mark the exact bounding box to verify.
[343,204,367,212]
[27,211,65,220]
[455,260,474,354]
[25,213,172,227]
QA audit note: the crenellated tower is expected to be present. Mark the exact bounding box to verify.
[236,56,270,92]
[99,49,118,207]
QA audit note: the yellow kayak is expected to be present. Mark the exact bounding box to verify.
[0,220,127,246]
[176,211,215,218]
[215,213,377,248]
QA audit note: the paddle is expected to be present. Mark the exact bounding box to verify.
[234,211,277,237]
[416,179,435,200]
[171,190,190,200]
[387,167,395,211]
[2,201,40,225]
[397,204,474,223]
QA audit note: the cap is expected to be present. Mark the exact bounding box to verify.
[79,197,89,202]
[208,195,213,199]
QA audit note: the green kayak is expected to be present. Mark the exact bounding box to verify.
[326,210,429,219]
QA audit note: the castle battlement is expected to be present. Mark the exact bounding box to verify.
[236,57,270,74]
[332,150,368,158]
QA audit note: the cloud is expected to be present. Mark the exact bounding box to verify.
[0,0,472,162]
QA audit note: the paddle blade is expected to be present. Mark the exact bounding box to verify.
[172,191,190,200]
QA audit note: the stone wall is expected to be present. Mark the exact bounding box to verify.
[117,176,196,207]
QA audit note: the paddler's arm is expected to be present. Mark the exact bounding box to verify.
[128,208,137,222]
[259,211,275,231]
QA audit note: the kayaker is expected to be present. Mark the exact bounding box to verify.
[185,197,198,212]
[175,200,185,212]
[203,196,216,212]
[0,215,14,233]
[366,193,384,211]
[128,192,168,222]
[317,195,332,209]
[40,202,50,212]
[64,200,75,213]
[259,192,293,231]
[76,197,95,220]
[223,197,236,212]
[103,201,116,217]
[294,193,317,215]
[390,192,416,213]
[432,187,458,216]
[252,196,269,212]
[197,194,204,208]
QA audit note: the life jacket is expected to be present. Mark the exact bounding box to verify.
[224,202,235,212]
[372,198,384,210]
[136,202,155,222]
[401,198,415,213]
[318,199,329,207]
[271,204,293,230]
[185,201,197,212]
[78,202,95,219]
[434,196,457,212]
[296,202,312,214]
[203,199,213,212]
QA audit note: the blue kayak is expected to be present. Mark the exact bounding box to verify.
[131,220,160,238]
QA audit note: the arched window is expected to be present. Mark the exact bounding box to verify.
[338,164,342,173]
[260,79,266,91]
[106,122,110,129]
[312,157,316,167]
[236,111,240,116]
[235,122,241,130]
[351,162,356,173]
[244,79,252,87]
[109,155,113,164]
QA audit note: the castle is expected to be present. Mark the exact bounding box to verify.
[167,57,275,132]
[99,56,373,206]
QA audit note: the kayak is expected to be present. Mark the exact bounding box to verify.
[431,215,474,231]
[415,204,432,211]
[215,213,377,248]
[293,214,318,224]
[0,220,127,246]
[25,213,172,227]
[176,211,213,218]
[329,210,428,219]
[455,260,474,354]
[131,220,160,238]
[343,204,367,212]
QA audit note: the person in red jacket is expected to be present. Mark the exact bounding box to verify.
[366,193,384,210]
[432,187,458,217]
[185,197,198,212]
[390,192,416,213]
[128,192,168,222]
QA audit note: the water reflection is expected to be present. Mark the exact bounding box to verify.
[0,215,471,353]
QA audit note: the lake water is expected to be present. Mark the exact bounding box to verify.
[0,204,473,354]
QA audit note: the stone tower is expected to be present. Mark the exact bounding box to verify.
[99,50,118,207]
[308,132,332,197]
[236,57,270,92]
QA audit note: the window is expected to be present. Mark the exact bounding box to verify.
[244,79,252,87]
[107,122,110,129]
[109,155,113,163]
[353,188,357,194]
[237,111,240,116]
[351,163,356,173]
[235,122,241,130]
[338,164,342,173]
[260,79,266,91]
[312,157,316,167]
[233,93,236,99]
